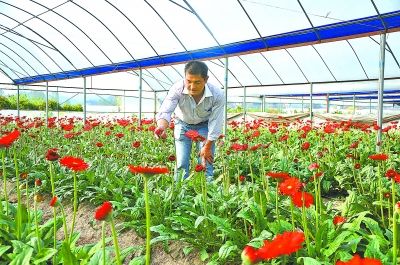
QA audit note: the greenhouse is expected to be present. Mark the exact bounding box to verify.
[1,0,400,264]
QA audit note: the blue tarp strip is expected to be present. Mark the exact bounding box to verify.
[13,11,400,85]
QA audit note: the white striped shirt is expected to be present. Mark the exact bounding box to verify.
[156,80,225,141]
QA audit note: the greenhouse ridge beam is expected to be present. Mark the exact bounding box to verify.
[13,10,400,85]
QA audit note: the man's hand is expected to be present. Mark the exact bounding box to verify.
[200,140,214,166]
[154,126,167,139]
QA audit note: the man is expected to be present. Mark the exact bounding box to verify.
[154,61,225,181]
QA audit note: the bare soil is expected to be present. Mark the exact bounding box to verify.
[5,180,204,265]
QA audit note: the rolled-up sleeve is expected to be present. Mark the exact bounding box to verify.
[156,83,181,123]
[207,91,225,141]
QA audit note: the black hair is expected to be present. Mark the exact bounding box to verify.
[184,61,208,79]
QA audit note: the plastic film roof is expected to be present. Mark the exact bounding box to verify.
[0,0,399,94]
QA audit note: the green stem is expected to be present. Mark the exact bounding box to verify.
[275,182,280,225]
[69,172,78,243]
[392,179,397,265]
[52,207,57,264]
[49,162,55,196]
[110,217,122,265]
[102,221,106,265]
[144,175,151,265]
[34,188,41,253]
[201,172,207,216]
[2,149,8,216]
[49,163,57,264]
[290,201,295,231]
[377,163,385,228]
[260,153,269,203]
[313,178,319,232]
[60,204,69,242]
[14,147,21,239]
[301,205,311,256]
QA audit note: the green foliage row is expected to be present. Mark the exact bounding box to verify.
[0,95,82,111]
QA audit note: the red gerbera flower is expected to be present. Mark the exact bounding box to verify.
[46,148,60,161]
[336,254,382,265]
[333,215,346,225]
[195,164,205,172]
[349,141,359,149]
[230,143,248,152]
[267,171,290,180]
[239,175,246,182]
[115,133,124,138]
[301,142,310,150]
[132,141,141,148]
[368,153,388,161]
[61,123,74,131]
[184,130,205,142]
[291,191,314,208]
[385,169,397,179]
[128,165,169,175]
[94,201,113,221]
[168,155,176,162]
[49,196,58,207]
[354,163,361,170]
[59,156,89,172]
[35,179,42,186]
[308,162,320,171]
[279,177,301,196]
[64,133,75,139]
[324,124,335,134]
[258,231,305,259]
[0,129,20,148]
[95,142,103,147]
[241,245,260,265]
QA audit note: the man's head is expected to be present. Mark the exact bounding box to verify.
[184,61,209,97]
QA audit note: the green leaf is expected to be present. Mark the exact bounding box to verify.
[199,249,209,261]
[297,257,322,265]
[0,246,11,257]
[128,256,145,265]
[121,246,141,261]
[33,248,58,264]
[322,231,352,257]
[9,247,33,265]
[87,250,105,265]
[183,246,193,256]
[218,241,238,260]
[60,241,79,265]
[194,216,207,229]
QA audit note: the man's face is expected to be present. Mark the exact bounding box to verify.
[185,73,208,97]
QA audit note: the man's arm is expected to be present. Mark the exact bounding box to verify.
[200,89,225,164]
[154,82,181,139]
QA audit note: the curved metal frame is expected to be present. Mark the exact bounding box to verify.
[29,0,114,64]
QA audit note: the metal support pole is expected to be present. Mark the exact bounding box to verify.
[17,85,20,117]
[83,77,87,123]
[376,33,386,152]
[224,57,228,136]
[261,95,265,112]
[57,86,59,119]
[243,86,246,124]
[123,90,126,118]
[352,95,356,115]
[139,69,143,126]
[45,82,49,126]
[369,98,372,114]
[326,93,330,113]
[154,91,157,121]
[301,96,304,112]
[309,83,313,122]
